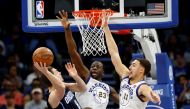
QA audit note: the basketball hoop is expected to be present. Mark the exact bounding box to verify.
[72,10,113,56]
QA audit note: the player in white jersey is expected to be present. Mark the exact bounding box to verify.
[120,77,147,109]
[57,10,119,109]
[75,75,110,109]
[102,16,161,109]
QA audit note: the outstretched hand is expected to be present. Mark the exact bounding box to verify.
[65,62,78,77]
[150,91,161,105]
[56,10,71,29]
[33,62,48,74]
[101,10,109,28]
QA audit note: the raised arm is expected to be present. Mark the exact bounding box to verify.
[34,62,65,108]
[139,84,160,104]
[56,10,90,81]
[64,62,87,92]
[103,24,129,79]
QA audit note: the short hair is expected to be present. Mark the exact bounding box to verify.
[177,74,188,81]
[136,58,151,76]
[91,61,104,70]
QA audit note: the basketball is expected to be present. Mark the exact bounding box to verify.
[32,47,54,66]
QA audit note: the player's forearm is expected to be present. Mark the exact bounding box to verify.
[65,27,78,54]
[144,90,159,103]
[72,75,87,92]
[103,26,127,77]
[145,93,153,101]
[64,27,90,80]
[43,71,65,90]
[112,94,119,104]
[110,87,119,104]
[103,26,119,55]
[140,86,152,101]
[64,27,82,66]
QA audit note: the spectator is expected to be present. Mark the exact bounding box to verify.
[165,34,184,61]
[0,91,23,109]
[29,34,58,56]
[0,79,24,107]
[24,78,42,95]
[24,88,47,109]
[176,75,190,108]
[6,53,25,72]
[29,34,60,67]
[173,52,189,79]
[6,65,23,90]
[24,66,39,86]
[24,78,42,105]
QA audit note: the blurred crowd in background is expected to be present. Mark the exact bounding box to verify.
[0,0,190,109]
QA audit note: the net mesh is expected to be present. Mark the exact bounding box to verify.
[72,10,113,56]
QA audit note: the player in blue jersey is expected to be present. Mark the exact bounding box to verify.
[56,10,119,109]
[102,16,161,109]
[34,62,86,109]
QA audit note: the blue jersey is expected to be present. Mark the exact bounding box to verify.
[45,89,82,109]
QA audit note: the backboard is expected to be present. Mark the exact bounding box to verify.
[22,0,178,33]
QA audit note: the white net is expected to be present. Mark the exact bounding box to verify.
[73,10,113,56]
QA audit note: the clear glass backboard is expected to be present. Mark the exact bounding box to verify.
[22,0,178,33]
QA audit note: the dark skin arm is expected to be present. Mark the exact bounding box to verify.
[109,86,119,104]
[57,10,120,105]
[56,10,90,81]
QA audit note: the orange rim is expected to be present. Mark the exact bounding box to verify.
[72,9,113,18]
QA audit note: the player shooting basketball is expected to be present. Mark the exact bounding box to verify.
[56,10,119,109]
[34,62,86,109]
[102,15,161,109]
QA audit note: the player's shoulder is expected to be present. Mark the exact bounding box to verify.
[121,76,129,82]
[138,83,151,92]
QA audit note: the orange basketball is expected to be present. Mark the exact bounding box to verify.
[32,47,54,66]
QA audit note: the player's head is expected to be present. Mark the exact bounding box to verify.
[129,58,151,79]
[90,61,104,80]
[178,74,188,85]
[39,67,63,87]
[31,88,43,103]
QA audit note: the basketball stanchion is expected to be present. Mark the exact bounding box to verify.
[72,10,113,56]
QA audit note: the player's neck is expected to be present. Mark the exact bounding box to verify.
[93,77,102,81]
[130,76,144,84]
[96,78,102,81]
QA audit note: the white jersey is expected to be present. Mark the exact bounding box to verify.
[119,77,148,109]
[75,77,110,109]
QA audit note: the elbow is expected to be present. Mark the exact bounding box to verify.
[57,83,66,92]
[61,84,66,90]
[82,86,87,92]
[111,55,120,66]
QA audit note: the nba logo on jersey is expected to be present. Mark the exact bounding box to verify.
[36,1,44,18]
